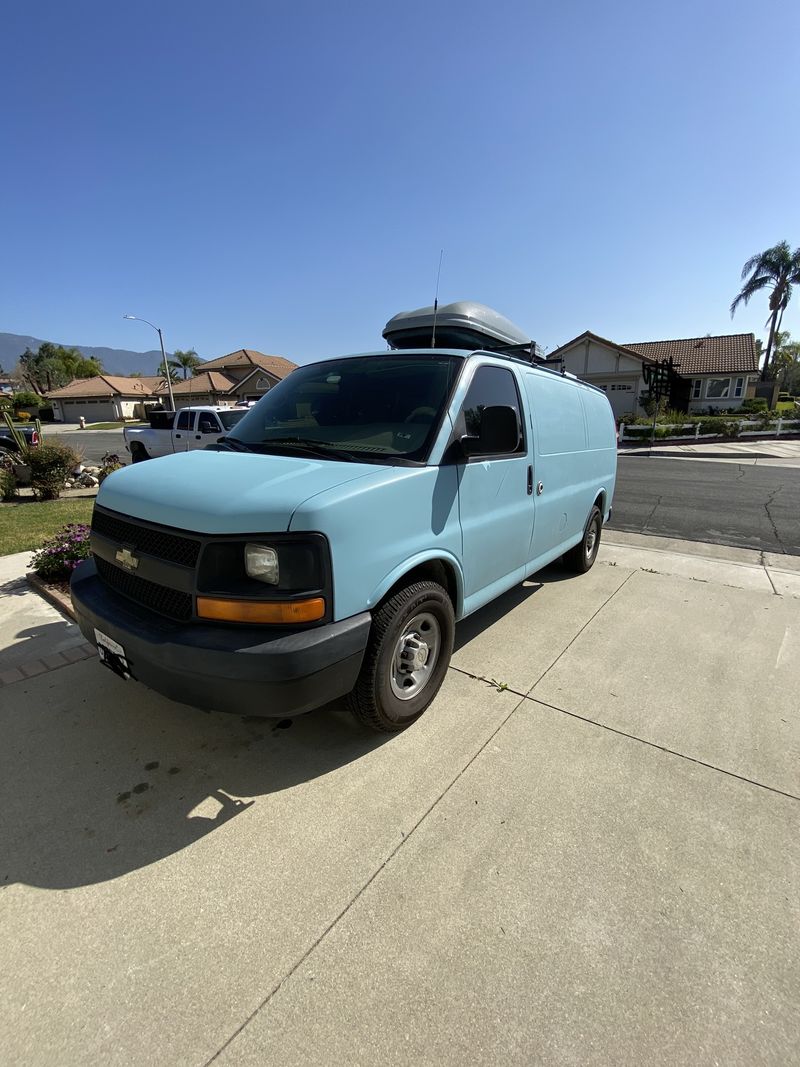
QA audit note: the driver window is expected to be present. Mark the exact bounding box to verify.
[458,366,524,452]
[198,413,219,433]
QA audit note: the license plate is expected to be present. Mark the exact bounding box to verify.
[94,628,131,680]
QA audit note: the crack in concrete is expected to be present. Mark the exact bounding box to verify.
[526,693,800,803]
[764,485,786,554]
[641,494,663,532]
[203,687,529,1065]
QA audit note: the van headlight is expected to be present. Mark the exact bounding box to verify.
[245,543,279,585]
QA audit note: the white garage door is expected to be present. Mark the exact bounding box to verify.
[592,381,638,419]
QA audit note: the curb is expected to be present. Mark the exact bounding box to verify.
[26,572,77,621]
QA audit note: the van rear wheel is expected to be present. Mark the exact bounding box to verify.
[347,581,454,733]
[564,505,603,574]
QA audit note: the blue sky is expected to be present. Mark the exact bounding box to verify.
[3,0,798,364]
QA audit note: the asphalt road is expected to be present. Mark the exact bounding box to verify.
[610,456,800,556]
[55,434,800,556]
[59,430,126,464]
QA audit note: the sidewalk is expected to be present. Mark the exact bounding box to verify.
[1,535,798,1064]
[620,438,800,468]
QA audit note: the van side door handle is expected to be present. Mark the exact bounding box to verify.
[527,465,533,495]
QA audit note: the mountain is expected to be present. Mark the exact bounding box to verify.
[0,332,175,377]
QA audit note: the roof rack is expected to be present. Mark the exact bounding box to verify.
[482,340,546,364]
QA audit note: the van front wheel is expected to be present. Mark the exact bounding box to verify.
[347,581,455,732]
[564,505,603,574]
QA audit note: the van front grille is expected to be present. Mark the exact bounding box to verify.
[95,557,193,622]
[91,509,201,568]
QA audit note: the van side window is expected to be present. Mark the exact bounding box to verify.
[176,410,193,431]
[458,366,524,453]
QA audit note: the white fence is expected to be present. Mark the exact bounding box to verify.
[619,417,800,443]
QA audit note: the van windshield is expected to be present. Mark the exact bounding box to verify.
[226,355,463,463]
[217,409,247,430]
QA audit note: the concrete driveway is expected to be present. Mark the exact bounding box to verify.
[1,536,798,1065]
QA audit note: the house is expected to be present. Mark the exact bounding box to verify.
[546,332,759,419]
[47,375,165,423]
[0,377,17,396]
[161,350,297,409]
[46,349,298,420]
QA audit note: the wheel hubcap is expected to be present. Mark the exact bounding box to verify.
[586,521,598,557]
[391,612,441,701]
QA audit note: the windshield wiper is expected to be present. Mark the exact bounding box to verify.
[215,436,254,453]
[255,437,358,462]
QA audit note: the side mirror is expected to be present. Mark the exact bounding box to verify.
[460,405,520,457]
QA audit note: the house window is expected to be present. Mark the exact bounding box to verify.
[705,378,730,400]
[691,379,702,400]
[733,377,744,398]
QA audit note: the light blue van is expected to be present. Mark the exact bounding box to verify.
[71,348,617,732]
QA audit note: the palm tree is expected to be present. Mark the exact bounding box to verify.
[731,241,800,380]
[169,348,202,380]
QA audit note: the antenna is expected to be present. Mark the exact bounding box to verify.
[430,249,444,348]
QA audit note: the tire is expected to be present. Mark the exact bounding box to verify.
[564,505,603,574]
[347,580,455,732]
[130,443,149,463]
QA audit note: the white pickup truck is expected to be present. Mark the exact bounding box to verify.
[123,406,249,462]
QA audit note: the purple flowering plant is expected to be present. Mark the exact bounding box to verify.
[30,523,91,583]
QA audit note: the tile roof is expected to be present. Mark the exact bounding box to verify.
[46,375,164,398]
[161,371,238,395]
[624,334,758,376]
[198,349,297,378]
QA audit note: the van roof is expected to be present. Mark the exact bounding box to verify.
[301,348,608,400]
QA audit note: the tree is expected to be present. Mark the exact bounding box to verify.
[169,348,202,379]
[771,331,800,391]
[17,343,104,393]
[731,241,800,380]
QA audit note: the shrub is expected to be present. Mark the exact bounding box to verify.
[656,408,689,424]
[13,389,41,409]
[26,442,79,500]
[98,453,123,484]
[740,398,768,413]
[697,419,723,435]
[15,411,31,422]
[30,523,91,583]
[719,421,741,439]
[0,469,17,501]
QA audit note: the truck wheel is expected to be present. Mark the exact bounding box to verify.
[130,443,149,463]
[564,505,602,574]
[347,580,454,732]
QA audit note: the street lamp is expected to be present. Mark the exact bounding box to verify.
[123,314,176,411]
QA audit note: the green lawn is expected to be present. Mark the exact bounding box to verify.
[0,498,95,555]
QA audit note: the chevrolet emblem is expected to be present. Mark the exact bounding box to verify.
[115,546,139,571]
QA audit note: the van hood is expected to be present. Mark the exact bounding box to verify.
[96,450,388,534]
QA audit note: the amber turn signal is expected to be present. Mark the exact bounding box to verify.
[197,596,325,624]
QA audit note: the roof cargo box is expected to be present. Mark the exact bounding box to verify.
[383,301,531,352]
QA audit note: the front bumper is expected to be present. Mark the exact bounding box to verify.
[70,559,371,717]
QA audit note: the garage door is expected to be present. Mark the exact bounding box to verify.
[62,400,118,422]
[592,382,638,419]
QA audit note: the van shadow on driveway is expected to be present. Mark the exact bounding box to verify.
[452,563,573,652]
[0,676,388,892]
[1,563,574,894]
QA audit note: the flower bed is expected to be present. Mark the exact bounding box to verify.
[29,523,91,586]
